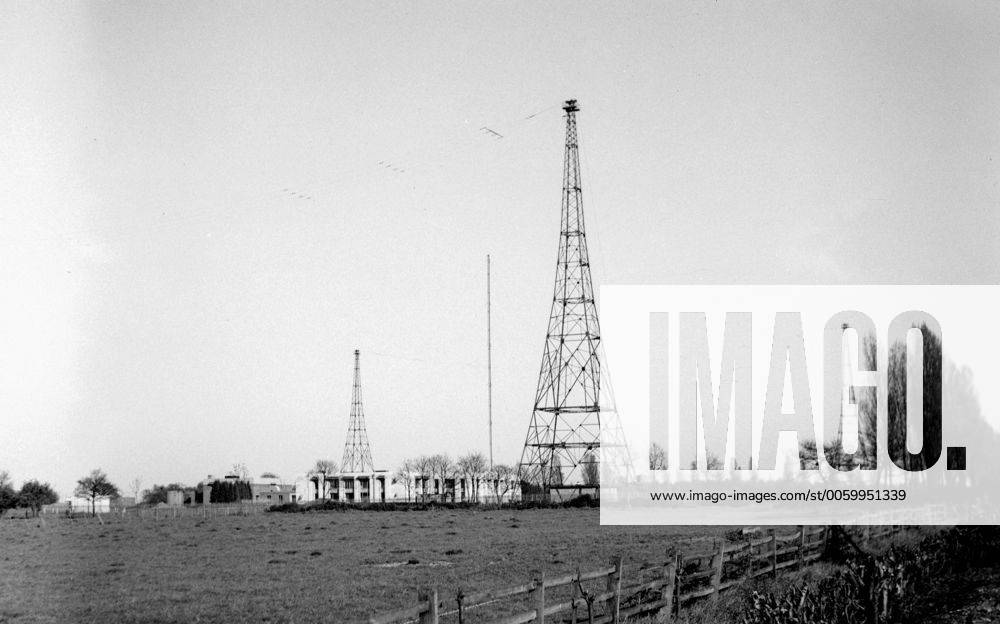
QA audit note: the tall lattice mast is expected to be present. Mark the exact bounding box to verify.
[342,349,374,473]
[518,99,603,496]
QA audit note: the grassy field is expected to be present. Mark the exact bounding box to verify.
[0,508,730,623]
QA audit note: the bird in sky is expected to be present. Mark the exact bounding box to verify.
[480,126,504,139]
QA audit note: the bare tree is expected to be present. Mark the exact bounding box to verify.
[128,478,142,504]
[310,459,338,499]
[230,463,250,481]
[857,333,879,469]
[887,324,942,474]
[649,443,667,470]
[444,461,464,502]
[582,451,600,486]
[75,469,120,516]
[457,452,488,502]
[392,458,415,501]
[488,463,514,504]
[428,454,453,501]
[821,331,879,472]
[688,453,725,470]
[412,455,434,501]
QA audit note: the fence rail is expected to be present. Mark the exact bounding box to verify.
[365,525,908,624]
[125,503,272,519]
[32,503,273,521]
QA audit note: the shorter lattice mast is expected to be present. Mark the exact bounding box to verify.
[341,349,374,473]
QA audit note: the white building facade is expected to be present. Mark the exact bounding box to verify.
[309,471,520,504]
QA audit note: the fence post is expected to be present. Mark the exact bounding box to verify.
[769,529,777,578]
[673,552,682,617]
[656,556,676,623]
[418,588,439,624]
[797,526,806,570]
[535,573,546,624]
[710,541,724,602]
[744,533,754,579]
[605,557,622,623]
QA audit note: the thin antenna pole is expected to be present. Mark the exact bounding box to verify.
[487,254,494,470]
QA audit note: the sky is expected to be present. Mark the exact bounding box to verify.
[2,2,999,500]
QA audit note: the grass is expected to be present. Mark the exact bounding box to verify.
[0,508,731,623]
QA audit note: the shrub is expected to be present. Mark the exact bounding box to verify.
[267,496,602,513]
[741,526,1000,624]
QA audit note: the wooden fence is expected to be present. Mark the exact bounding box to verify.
[35,503,273,521]
[364,525,908,624]
[125,503,272,519]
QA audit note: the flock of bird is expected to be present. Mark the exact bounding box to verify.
[479,126,504,140]
[280,188,312,201]
[277,102,560,200]
[377,160,406,173]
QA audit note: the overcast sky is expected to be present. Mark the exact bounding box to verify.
[3,2,999,499]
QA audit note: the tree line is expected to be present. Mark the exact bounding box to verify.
[0,467,126,517]
[392,452,516,502]
[305,452,518,503]
[138,480,259,505]
[0,471,58,517]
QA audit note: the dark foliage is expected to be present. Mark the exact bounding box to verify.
[17,481,58,516]
[208,480,252,503]
[742,526,1000,624]
[142,483,188,505]
[268,495,600,513]
[561,493,599,508]
[0,483,17,513]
